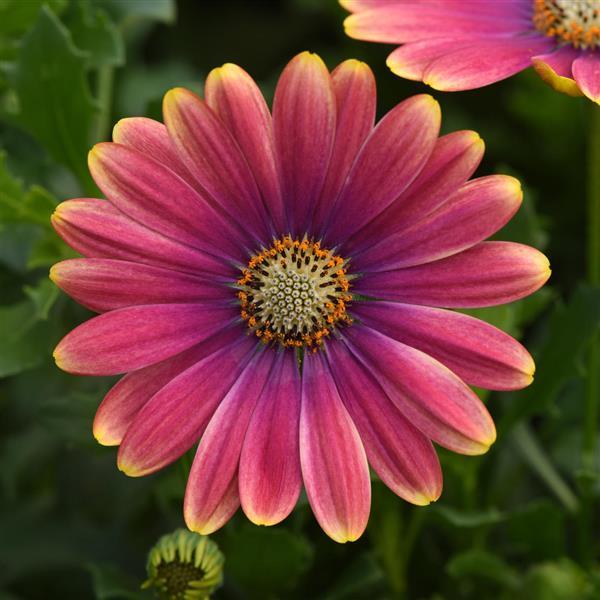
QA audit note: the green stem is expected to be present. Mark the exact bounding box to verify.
[580,103,600,563]
[512,424,579,514]
[93,65,115,143]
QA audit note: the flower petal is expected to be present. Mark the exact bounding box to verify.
[300,353,370,543]
[51,199,229,277]
[531,46,583,98]
[355,241,551,308]
[163,87,270,240]
[352,301,535,390]
[117,333,256,477]
[204,63,285,232]
[239,351,302,526]
[112,117,195,184]
[53,304,238,375]
[184,348,276,534]
[572,52,600,104]
[93,329,239,446]
[354,175,523,271]
[346,130,484,253]
[346,325,496,455]
[327,341,442,505]
[343,4,529,44]
[273,51,336,235]
[89,143,247,260]
[326,94,440,242]
[312,59,376,235]
[50,258,229,313]
[422,36,554,91]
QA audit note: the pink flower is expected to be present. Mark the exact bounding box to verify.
[341,0,600,104]
[51,52,550,543]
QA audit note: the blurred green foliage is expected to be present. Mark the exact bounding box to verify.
[0,1,599,599]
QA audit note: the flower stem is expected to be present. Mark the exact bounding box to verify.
[580,102,600,563]
[93,65,115,143]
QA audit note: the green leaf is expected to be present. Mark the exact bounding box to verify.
[447,549,520,589]
[88,563,148,600]
[322,553,388,600]
[516,559,594,600]
[0,151,57,226]
[13,6,96,190]
[220,525,313,596]
[501,285,600,430]
[66,0,124,68]
[98,0,176,25]
[0,0,67,37]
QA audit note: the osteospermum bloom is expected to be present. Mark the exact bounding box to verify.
[51,52,550,543]
[341,0,600,104]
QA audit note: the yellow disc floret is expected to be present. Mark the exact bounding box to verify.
[533,0,600,49]
[237,235,353,350]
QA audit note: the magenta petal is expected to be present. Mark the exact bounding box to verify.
[51,199,230,277]
[531,46,582,97]
[89,143,248,260]
[163,88,270,240]
[312,59,376,235]
[354,175,523,272]
[352,302,535,391]
[572,52,600,104]
[344,4,529,44]
[112,117,195,186]
[50,258,229,313]
[53,304,238,376]
[346,130,484,254]
[93,329,239,446]
[355,241,551,308]
[300,353,370,543]
[184,349,276,534]
[273,52,336,234]
[346,325,496,455]
[239,351,302,526]
[422,36,554,91]
[327,342,442,505]
[205,63,285,232]
[325,94,440,242]
[117,333,256,477]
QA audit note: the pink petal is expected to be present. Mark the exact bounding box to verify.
[184,349,276,534]
[327,341,442,505]
[326,94,440,242]
[300,353,370,543]
[354,175,523,272]
[346,325,496,455]
[422,36,554,91]
[50,258,229,313]
[352,301,535,391]
[112,117,195,185]
[355,241,551,308]
[273,51,336,234]
[53,303,238,376]
[239,351,302,526]
[163,87,271,240]
[51,199,229,277]
[531,46,583,97]
[204,63,285,232]
[93,328,240,446]
[343,4,529,44]
[572,52,600,104]
[89,143,247,260]
[346,130,484,253]
[312,59,376,235]
[117,334,256,477]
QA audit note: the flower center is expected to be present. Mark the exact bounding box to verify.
[237,235,353,350]
[533,0,600,48]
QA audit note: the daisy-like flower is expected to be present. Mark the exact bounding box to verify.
[341,0,600,104]
[51,52,550,543]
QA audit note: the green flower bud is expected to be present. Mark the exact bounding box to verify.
[142,529,224,600]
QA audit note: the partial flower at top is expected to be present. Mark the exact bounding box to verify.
[50,52,550,543]
[341,0,600,104]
